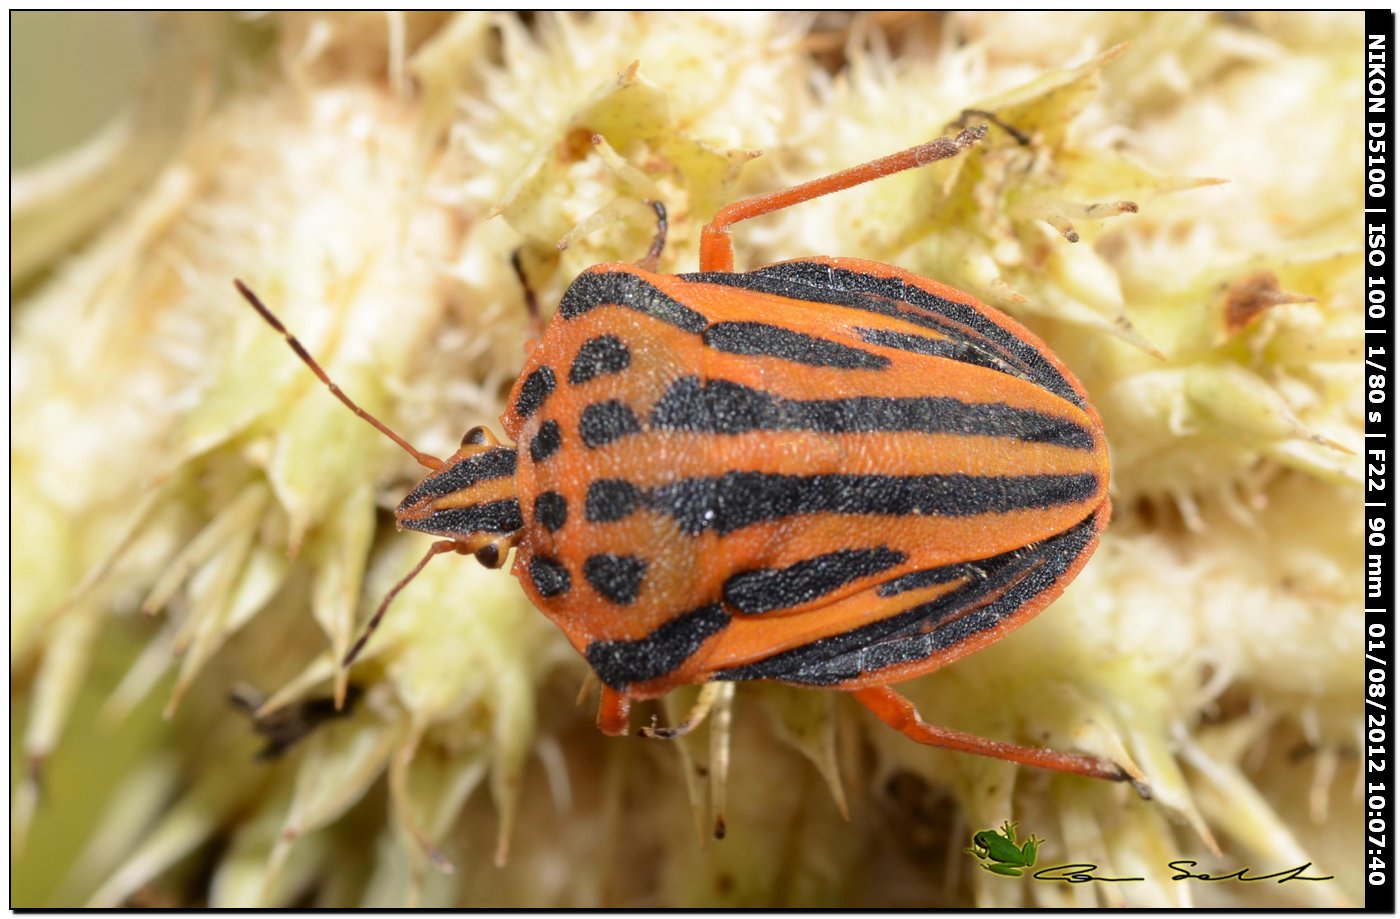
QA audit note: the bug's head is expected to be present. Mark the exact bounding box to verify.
[393,426,523,568]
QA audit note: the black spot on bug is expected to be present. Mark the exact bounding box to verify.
[724,547,908,614]
[529,555,571,598]
[703,321,890,370]
[569,335,632,385]
[585,603,730,688]
[579,400,642,448]
[586,480,642,523]
[515,366,557,419]
[583,553,648,605]
[530,420,562,462]
[534,491,568,532]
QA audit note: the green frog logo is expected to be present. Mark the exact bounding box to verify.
[966,820,1043,877]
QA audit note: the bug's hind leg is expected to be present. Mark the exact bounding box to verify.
[698,125,986,271]
[851,685,1151,798]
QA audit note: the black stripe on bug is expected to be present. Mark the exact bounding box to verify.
[650,377,1096,449]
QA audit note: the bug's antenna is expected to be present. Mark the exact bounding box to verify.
[343,540,459,667]
[234,280,444,472]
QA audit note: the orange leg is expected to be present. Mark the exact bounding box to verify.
[597,686,632,737]
[851,685,1151,798]
[698,125,986,272]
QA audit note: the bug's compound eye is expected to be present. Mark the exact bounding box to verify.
[461,426,489,447]
[474,543,501,568]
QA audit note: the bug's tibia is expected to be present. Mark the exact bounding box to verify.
[851,685,1147,791]
[698,125,986,273]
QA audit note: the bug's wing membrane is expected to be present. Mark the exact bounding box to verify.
[703,506,1105,688]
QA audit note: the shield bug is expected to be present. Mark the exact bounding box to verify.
[236,123,1145,794]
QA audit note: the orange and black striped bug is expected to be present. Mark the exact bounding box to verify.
[236,123,1150,799]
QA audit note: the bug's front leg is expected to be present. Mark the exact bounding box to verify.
[851,685,1152,798]
[597,685,632,736]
